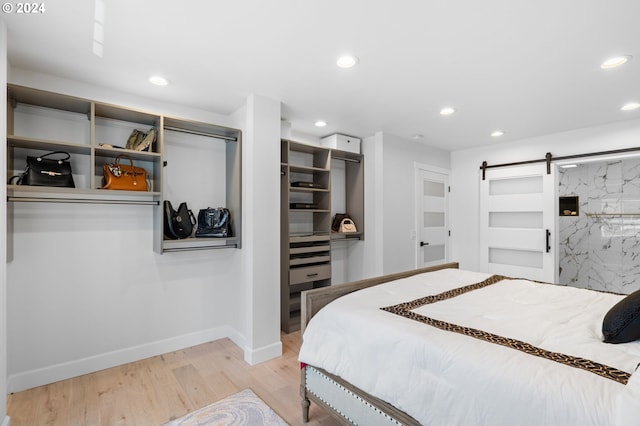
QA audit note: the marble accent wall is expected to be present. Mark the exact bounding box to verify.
[559,158,640,294]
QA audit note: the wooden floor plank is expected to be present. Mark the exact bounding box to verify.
[7,331,340,426]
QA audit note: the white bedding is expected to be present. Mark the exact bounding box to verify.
[298,269,640,426]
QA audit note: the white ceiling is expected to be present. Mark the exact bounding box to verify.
[3,0,640,151]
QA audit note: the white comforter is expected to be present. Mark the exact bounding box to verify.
[298,269,640,426]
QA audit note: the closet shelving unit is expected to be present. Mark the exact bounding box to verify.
[280,139,364,332]
[281,140,331,333]
[5,84,242,253]
[6,85,161,204]
[329,148,365,241]
[158,116,242,253]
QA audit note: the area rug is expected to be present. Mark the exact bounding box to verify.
[162,388,289,426]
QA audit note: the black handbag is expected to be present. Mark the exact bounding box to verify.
[195,207,231,238]
[164,201,196,239]
[11,151,75,188]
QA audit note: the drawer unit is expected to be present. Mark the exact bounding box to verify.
[290,244,331,255]
[290,264,331,285]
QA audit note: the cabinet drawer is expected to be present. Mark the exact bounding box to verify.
[290,264,331,285]
[290,245,330,255]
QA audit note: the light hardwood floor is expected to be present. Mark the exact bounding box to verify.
[7,331,340,425]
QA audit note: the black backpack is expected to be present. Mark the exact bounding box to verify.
[164,201,196,239]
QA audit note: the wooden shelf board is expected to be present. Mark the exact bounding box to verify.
[330,231,364,240]
[289,186,329,193]
[162,237,240,251]
[8,135,91,154]
[289,209,330,213]
[95,146,161,160]
[9,85,91,114]
[7,185,161,204]
[290,256,331,266]
[289,234,330,243]
[289,165,329,174]
[94,103,160,126]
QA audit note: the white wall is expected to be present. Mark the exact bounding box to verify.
[5,71,282,392]
[241,94,282,364]
[343,132,451,280]
[381,133,450,274]
[451,118,640,272]
[1,17,9,426]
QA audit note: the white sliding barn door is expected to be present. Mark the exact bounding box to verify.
[479,164,555,282]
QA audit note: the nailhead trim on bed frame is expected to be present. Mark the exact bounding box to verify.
[305,366,403,425]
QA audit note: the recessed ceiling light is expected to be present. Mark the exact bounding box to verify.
[336,55,359,68]
[148,75,169,86]
[621,102,640,111]
[315,120,327,127]
[440,107,455,116]
[600,55,632,69]
[411,134,424,139]
[491,130,504,137]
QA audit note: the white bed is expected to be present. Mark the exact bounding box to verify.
[298,265,640,425]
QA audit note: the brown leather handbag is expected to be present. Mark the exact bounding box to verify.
[102,154,149,191]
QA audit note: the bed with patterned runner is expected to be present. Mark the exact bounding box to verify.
[300,268,640,426]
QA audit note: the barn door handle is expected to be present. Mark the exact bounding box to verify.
[420,241,429,247]
[546,229,551,253]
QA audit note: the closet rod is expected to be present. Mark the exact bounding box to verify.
[331,156,361,163]
[480,146,640,180]
[7,197,159,206]
[163,126,238,141]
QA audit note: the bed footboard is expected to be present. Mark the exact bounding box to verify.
[301,365,420,425]
[300,262,459,424]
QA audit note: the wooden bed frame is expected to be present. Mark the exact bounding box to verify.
[300,262,459,424]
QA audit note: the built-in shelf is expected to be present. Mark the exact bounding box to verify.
[281,140,333,333]
[7,184,160,205]
[330,231,364,240]
[161,237,241,252]
[559,196,579,216]
[6,84,242,253]
[280,139,364,333]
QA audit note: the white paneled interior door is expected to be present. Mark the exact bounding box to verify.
[479,164,555,282]
[416,167,450,268]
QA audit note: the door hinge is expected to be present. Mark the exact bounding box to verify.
[448,186,451,192]
[448,230,451,237]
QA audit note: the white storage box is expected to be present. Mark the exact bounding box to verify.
[320,133,361,154]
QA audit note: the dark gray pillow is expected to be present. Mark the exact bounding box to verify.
[603,290,640,344]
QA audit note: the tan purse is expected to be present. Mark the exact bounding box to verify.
[339,217,357,233]
[102,154,149,191]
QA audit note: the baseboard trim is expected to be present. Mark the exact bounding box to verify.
[2,415,10,426]
[7,326,241,393]
[243,340,282,365]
